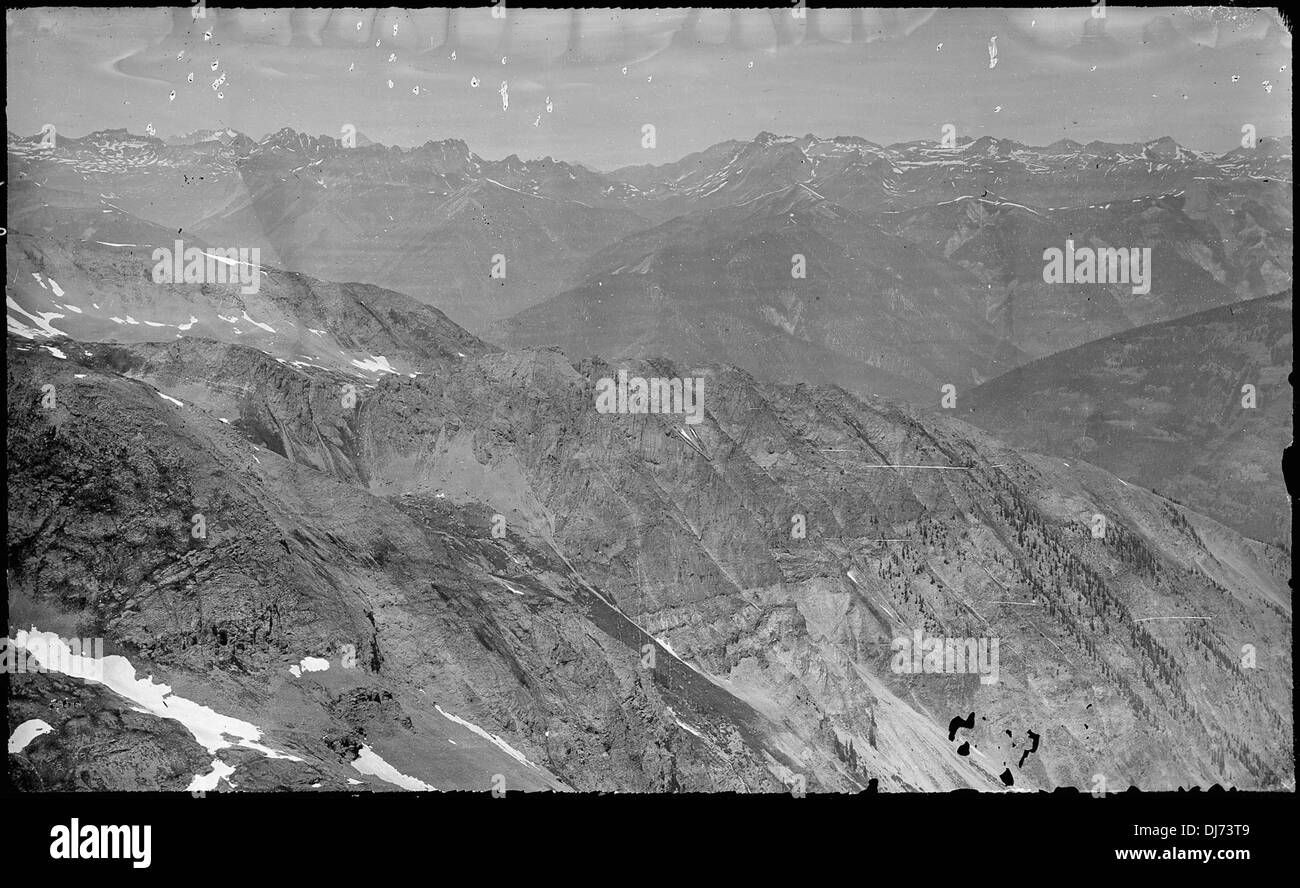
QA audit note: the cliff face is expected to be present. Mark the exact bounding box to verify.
[9,336,1291,792]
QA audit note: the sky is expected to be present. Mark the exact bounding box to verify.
[5,6,1292,170]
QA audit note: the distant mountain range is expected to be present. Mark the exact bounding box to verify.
[8,126,652,330]
[8,126,1291,337]
[497,131,1290,400]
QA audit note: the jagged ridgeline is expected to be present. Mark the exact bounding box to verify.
[8,329,1290,790]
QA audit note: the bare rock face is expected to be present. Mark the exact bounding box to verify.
[8,332,1291,793]
[7,672,212,791]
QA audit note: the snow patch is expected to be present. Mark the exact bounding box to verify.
[351,355,398,374]
[241,311,275,333]
[7,296,67,338]
[288,656,330,678]
[351,744,437,791]
[187,758,236,792]
[654,635,706,677]
[665,707,706,741]
[9,628,301,761]
[489,575,527,596]
[435,704,539,770]
[8,719,53,753]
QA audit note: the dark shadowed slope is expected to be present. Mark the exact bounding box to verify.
[494,186,1021,403]
[962,292,1292,545]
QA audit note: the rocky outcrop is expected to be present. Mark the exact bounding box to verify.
[9,335,1291,792]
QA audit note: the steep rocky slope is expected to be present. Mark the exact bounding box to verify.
[6,185,485,381]
[9,333,1291,792]
[963,292,1292,546]
[7,340,774,792]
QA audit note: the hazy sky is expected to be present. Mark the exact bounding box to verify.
[6,6,1292,169]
